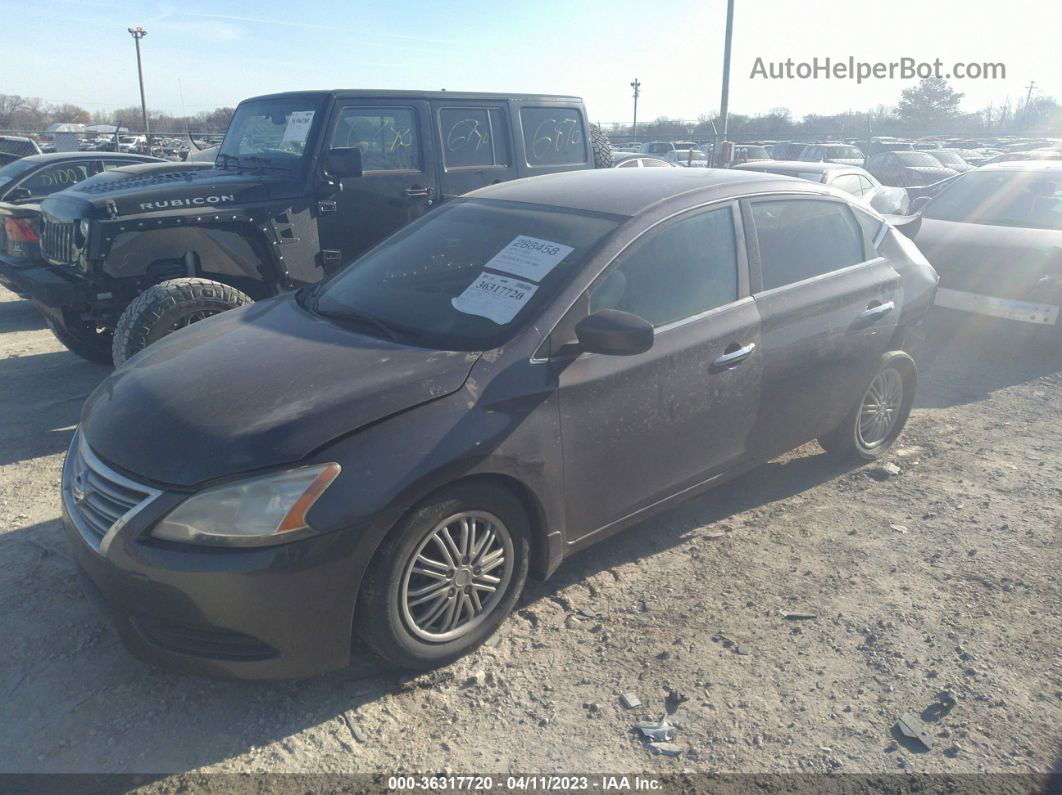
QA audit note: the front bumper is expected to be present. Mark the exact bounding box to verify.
[61,434,366,679]
[0,259,85,312]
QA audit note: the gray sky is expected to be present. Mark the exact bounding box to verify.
[3,0,1058,123]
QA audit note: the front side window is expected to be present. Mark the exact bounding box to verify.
[752,199,865,291]
[218,96,325,175]
[17,162,94,198]
[520,107,587,167]
[311,199,620,350]
[589,207,739,327]
[331,107,421,172]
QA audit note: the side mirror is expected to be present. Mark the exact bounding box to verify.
[575,309,654,356]
[325,147,363,179]
[6,186,31,202]
[909,195,931,214]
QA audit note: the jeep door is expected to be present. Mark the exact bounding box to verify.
[316,100,439,271]
[431,102,517,199]
[556,204,762,541]
[743,196,901,459]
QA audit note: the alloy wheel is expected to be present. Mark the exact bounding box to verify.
[858,367,904,448]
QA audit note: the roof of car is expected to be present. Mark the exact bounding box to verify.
[733,160,853,174]
[467,168,826,217]
[976,160,1062,173]
[241,89,581,103]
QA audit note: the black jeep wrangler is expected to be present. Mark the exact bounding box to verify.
[29,90,612,363]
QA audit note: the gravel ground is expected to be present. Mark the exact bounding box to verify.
[0,285,1059,781]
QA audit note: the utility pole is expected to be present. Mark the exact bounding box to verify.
[714,0,735,167]
[630,78,641,142]
[1022,80,1038,129]
[128,26,150,151]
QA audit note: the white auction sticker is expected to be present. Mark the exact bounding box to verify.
[483,235,574,282]
[452,272,539,325]
[282,111,315,144]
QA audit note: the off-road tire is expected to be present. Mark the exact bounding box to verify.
[111,278,253,365]
[356,483,530,670]
[818,352,917,462]
[46,309,113,365]
[590,126,613,169]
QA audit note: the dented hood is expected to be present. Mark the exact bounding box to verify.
[81,294,480,487]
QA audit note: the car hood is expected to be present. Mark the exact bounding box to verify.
[903,166,959,183]
[81,294,481,487]
[916,217,1062,299]
[40,165,300,222]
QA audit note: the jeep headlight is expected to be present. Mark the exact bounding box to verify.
[77,219,91,245]
[152,463,341,547]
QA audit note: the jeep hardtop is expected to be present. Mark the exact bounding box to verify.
[27,89,611,363]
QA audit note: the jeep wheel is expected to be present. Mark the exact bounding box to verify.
[46,310,113,365]
[112,278,253,365]
[590,126,613,169]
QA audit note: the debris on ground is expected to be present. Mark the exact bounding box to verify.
[896,712,934,751]
[665,689,688,712]
[890,524,909,534]
[780,611,818,621]
[635,717,675,742]
[869,462,902,480]
[647,741,683,756]
[620,692,641,709]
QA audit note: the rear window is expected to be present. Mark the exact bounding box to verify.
[520,107,588,167]
[752,199,866,290]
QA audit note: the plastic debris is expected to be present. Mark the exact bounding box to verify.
[620,692,641,709]
[635,717,675,742]
[896,712,933,750]
[648,741,683,756]
[780,610,818,621]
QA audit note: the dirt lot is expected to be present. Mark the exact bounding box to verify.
[0,285,1059,781]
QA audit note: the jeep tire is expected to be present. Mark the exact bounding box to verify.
[111,277,253,365]
[46,309,114,365]
[590,126,613,169]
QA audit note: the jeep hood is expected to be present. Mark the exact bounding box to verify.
[80,294,480,487]
[41,165,300,221]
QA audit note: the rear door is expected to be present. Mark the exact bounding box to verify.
[316,100,439,270]
[431,102,517,199]
[744,196,900,458]
[556,203,762,540]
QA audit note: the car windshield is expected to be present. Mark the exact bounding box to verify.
[217,96,325,174]
[924,171,1062,230]
[0,159,37,186]
[310,199,621,351]
[895,152,945,167]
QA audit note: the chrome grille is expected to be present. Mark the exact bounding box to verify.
[64,433,160,551]
[41,217,79,265]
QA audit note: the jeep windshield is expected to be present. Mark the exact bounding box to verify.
[309,199,621,351]
[217,96,326,175]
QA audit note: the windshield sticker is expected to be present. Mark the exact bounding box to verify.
[451,272,539,325]
[282,111,315,144]
[483,235,574,283]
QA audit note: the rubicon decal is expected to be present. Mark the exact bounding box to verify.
[139,195,236,210]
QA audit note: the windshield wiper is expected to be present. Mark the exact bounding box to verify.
[242,155,294,175]
[312,300,404,343]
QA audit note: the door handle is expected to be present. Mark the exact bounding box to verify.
[405,185,434,199]
[859,300,895,320]
[711,342,756,369]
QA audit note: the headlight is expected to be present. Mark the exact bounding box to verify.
[152,463,341,547]
[77,219,91,245]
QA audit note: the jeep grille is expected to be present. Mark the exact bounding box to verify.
[41,217,80,265]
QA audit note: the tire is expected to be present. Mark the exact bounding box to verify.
[356,483,530,670]
[111,278,253,365]
[590,125,613,169]
[46,309,113,365]
[818,353,916,462]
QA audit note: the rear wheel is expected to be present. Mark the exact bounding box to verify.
[111,277,252,365]
[356,483,529,670]
[46,309,113,364]
[819,354,916,461]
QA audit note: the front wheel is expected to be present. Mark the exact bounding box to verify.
[111,278,253,365]
[356,484,530,670]
[818,353,916,461]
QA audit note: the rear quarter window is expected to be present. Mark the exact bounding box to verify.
[520,107,588,167]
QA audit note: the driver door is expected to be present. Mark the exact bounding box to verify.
[316,100,439,272]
